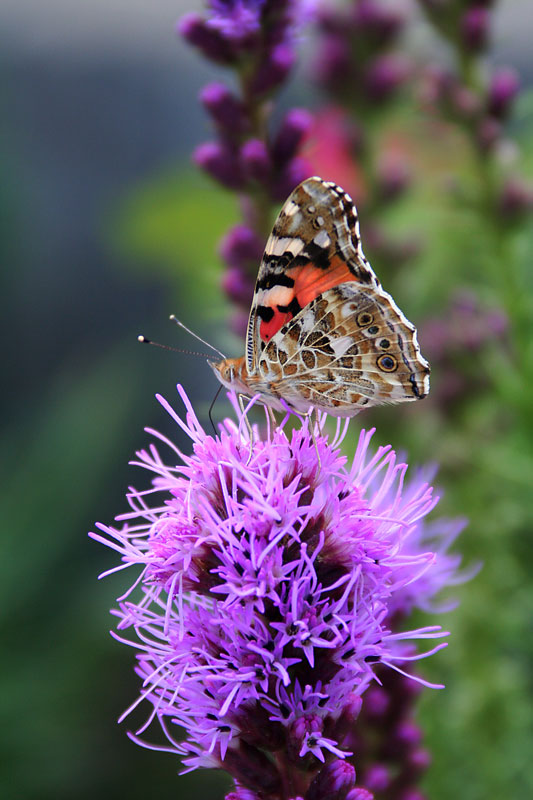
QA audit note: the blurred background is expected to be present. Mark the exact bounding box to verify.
[1,1,532,798]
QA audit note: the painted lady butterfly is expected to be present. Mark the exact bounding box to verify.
[211,177,430,417]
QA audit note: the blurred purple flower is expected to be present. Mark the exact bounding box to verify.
[376,156,411,203]
[220,224,265,270]
[352,0,405,46]
[248,42,295,94]
[221,266,256,305]
[208,0,266,40]
[91,386,465,793]
[420,290,509,407]
[460,6,490,52]
[271,108,313,166]
[498,177,533,221]
[178,12,235,63]
[240,139,272,182]
[193,141,244,189]
[347,789,374,800]
[201,82,251,134]
[364,54,410,101]
[487,67,520,119]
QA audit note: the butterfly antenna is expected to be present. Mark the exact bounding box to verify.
[137,335,213,359]
[208,384,223,435]
[169,315,226,360]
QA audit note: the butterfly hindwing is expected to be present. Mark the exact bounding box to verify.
[256,283,430,413]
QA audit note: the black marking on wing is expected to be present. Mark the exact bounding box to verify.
[277,297,302,317]
[257,306,275,322]
[257,272,295,291]
[300,241,332,270]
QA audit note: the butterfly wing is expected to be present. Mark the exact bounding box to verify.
[257,282,430,415]
[245,177,378,373]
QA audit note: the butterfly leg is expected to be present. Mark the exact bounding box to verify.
[267,405,278,431]
[238,393,255,465]
[304,408,322,472]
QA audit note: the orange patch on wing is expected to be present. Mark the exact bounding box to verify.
[289,256,355,307]
[260,309,293,342]
[258,256,356,342]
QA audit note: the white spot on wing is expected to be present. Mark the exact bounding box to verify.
[267,236,305,256]
[284,201,299,217]
[313,229,331,248]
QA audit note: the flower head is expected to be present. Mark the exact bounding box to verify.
[92,387,465,793]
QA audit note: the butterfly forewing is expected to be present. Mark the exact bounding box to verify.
[246,177,378,373]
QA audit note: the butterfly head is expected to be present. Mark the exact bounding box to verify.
[209,356,250,395]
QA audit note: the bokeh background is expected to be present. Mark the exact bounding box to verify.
[1,1,532,798]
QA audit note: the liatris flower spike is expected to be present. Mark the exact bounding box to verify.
[91,386,467,798]
[180,1,315,332]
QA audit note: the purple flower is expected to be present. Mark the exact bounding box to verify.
[487,67,520,119]
[347,790,374,800]
[352,0,405,47]
[91,387,466,793]
[240,139,272,182]
[178,12,235,63]
[201,82,251,134]
[219,224,265,271]
[271,108,314,166]
[364,54,410,102]
[193,140,244,189]
[460,6,490,52]
[222,266,256,305]
[207,0,266,40]
[498,177,533,221]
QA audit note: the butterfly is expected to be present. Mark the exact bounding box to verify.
[210,177,430,417]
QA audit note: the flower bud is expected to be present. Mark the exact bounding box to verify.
[363,686,389,718]
[229,308,249,337]
[220,224,264,270]
[306,759,356,800]
[200,82,249,134]
[346,790,374,800]
[377,157,411,202]
[250,44,294,94]
[364,54,410,102]
[193,141,244,190]
[476,116,501,152]
[271,109,314,166]
[272,156,313,201]
[460,7,490,52]
[222,266,255,306]
[240,139,272,183]
[316,37,353,90]
[451,85,481,119]
[396,720,422,748]
[498,177,533,221]
[488,68,520,119]
[178,13,234,63]
[352,0,404,47]
[363,764,390,793]
[408,747,432,774]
